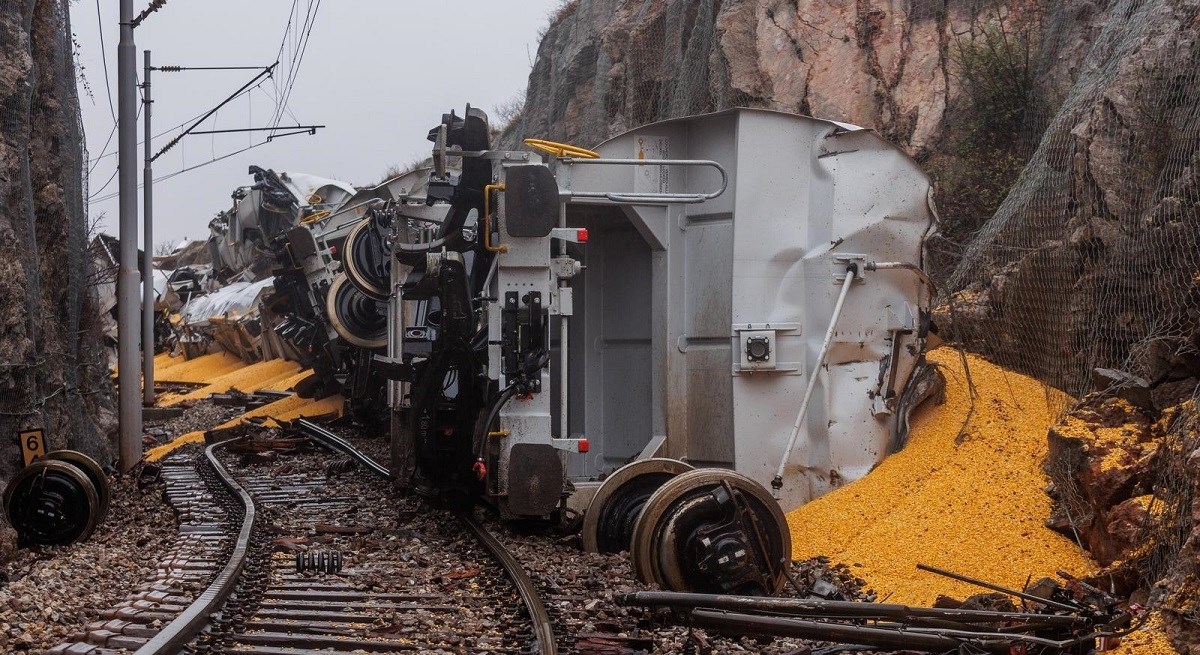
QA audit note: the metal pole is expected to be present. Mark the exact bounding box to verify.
[771,266,857,496]
[117,0,142,470]
[142,50,155,407]
[557,203,569,439]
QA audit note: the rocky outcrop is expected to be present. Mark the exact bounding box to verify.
[1045,397,1161,569]
[504,0,1124,281]
[513,0,958,153]
[1045,392,1199,650]
[510,1,1108,153]
[0,0,115,543]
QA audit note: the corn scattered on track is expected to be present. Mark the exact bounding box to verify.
[146,394,344,462]
[787,348,1094,605]
[157,358,302,406]
[145,353,341,462]
[1111,615,1177,655]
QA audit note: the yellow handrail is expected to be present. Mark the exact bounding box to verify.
[523,138,600,159]
[300,209,331,225]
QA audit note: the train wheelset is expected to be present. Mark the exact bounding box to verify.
[3,450,111,546]
[582,461,791,596]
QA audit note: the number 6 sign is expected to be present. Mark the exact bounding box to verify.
[19,429,46,466]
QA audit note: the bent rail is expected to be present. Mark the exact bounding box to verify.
[134,440,255,655]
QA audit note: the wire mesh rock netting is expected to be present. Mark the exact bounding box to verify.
[0,0,114,487]
[947,0,1200,404]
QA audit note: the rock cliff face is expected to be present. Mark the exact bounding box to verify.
[0,0,116,551]
[506,0,1114,270]
[519,0,951,150]
[515,0,1200,388]
[513,1,1092,154]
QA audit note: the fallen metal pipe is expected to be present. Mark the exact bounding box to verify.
[688,609,1014,654]
[617,591,1089,628]
[917,564,1082,614]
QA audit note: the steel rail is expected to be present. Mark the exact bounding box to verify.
[133,439,255,654]
[617,591,1090,628]
[689,610,1015,654]
[293,418,390,478]
[457,511,557,655]
[293,419,558,655]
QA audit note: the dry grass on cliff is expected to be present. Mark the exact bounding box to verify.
[549,0,581,28]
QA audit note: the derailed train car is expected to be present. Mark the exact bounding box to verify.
[331,106,939,595]
[267,166,452,422]
[167,160,462,415]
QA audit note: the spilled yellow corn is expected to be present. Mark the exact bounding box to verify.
[1109,614,1177,654]
[145,393,344,462]
[157,359,302,406]
[155,351,246,384]
[787,348,1094,605]
[146,352,337,462]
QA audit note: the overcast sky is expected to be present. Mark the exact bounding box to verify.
[73,1,563,248]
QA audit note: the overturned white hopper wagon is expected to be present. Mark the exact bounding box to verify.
[558,109,937,512]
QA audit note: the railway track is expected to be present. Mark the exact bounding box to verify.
[46,426,557,655]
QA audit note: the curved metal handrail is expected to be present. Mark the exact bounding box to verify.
[560,157,729,205]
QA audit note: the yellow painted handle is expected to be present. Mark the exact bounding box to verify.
[300,209,331,225]
[523,138,600,159]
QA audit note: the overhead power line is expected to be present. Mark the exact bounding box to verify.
[152,63,278,162]
[189,124,324,136]
[87,76,270,165]
[90,128,319,204]
[268,0,321,134]
[157,65,268,72]
[95,0,116,122]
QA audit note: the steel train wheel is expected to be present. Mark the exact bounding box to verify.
[327,273,388,350]
[629,469,791,596]
[3,459,102,546]
[342,218,390,300]
[581,458,694,553]
[43,450,110,521]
